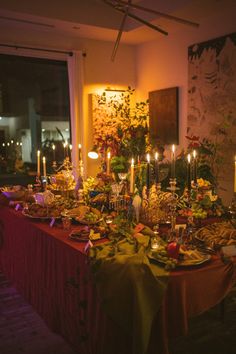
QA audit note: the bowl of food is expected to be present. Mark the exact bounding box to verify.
[1,185,25,200]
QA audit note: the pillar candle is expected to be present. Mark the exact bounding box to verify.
[154,152,159,184]
[42,156,46,177]
[37,150,41,176]
[146,153,150,191]
[130,158,135,194]
[171,144,176,179]
[193,150,197,184]
[234,155,236,193]
[107,151,111,175]
[187,153,191,191]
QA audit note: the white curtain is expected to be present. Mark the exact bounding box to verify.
[67,51,85,179]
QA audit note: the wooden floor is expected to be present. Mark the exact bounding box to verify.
[0,271,236,354]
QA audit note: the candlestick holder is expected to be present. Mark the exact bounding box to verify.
[167,178,180,232]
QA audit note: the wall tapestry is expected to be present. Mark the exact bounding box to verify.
[187,32,236,197]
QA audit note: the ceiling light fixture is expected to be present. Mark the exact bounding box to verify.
[102,0,199,61]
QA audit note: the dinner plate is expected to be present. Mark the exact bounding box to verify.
[147,250,211,267]
[68,230,106,242]
[22,210,61,220]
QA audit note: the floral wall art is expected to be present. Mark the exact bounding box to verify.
[187,32,236,202]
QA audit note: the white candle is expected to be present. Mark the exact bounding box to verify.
[37,150,41,176]
[42,156,46,177]
[107,151,111,175]
[130,158,135,194]
[193,150,197,183]
[154,152,159,184]
[78,143,82,161]
[52,144,56,161]
[187,153,191,191]
[171,144,176,179]
[234,155,236,193]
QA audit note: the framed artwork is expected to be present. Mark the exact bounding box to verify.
[149,87,179,144]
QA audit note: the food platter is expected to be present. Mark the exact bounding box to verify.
[147,250,211,268]
[22,210,61,220]
[68,228,106,242]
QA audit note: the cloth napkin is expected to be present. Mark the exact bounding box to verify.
[89,232,169,354]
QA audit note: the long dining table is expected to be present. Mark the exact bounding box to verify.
[0,206,235,354]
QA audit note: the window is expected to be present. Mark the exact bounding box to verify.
[0,53,71,185]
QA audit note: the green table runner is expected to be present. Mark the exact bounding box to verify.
[89,231,169,354]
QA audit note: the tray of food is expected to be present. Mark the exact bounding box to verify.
[69,225,107,242]
[147,243,211,270]
[22,203,62,219]
[62,205,102,224]
[194,221,236,248]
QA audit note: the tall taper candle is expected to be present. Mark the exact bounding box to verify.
[187,154,191,191]
[171,144,176,179]
[154,152,159,184]
[234,155,236,193]
[130,158,135,194]
[78,144,82,161]
[37,150,41,176]
[107,151,111,175]
[193,150,197,184]
[146,153,150,191]
[52,144,56,161]
[42,156,46,177]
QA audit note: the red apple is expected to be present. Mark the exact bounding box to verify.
[166,242,180,259]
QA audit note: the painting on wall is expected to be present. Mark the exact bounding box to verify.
[149,87,179,145]
[187,32,236,197]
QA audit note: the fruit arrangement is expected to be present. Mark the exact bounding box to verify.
[23,203,62,218]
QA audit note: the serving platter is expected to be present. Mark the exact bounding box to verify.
[22,210,61,220]
[147,250,211,268]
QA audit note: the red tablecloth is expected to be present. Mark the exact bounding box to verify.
[0,207,235,354]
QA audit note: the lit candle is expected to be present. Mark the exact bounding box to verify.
[155,152,159,184]
[63,142,66,158]
[171,144,176,179]
[234,155,236,193]
[37,150,41,176]
[69,144,72,161]
[42,156,46,177]
[78,144,82,161]
[146,153,150,191]
[187,153,191,191]
[130,158,135,194]
[52,144,56,161]
[107,151,111,175]
[193,150,197,184]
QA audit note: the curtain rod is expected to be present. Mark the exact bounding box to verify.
[0,43,74,56]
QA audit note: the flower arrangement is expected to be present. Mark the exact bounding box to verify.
[92,87,149,164]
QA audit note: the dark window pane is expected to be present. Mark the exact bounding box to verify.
[0,54,71,185]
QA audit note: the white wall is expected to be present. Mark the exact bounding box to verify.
[135,4,236,204]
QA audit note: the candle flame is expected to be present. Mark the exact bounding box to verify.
[131,158,134,166]
[37,150,40,156]
[107,151,111,159]
[42,156,46,163]
[193,150,197,158]
[78,143,82,149]
[155,152,159,160]
[69,144,72,150]
[52,144,55,150]
[187,153,191,163]
[146,153,150,163]
[172,144,175,153]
